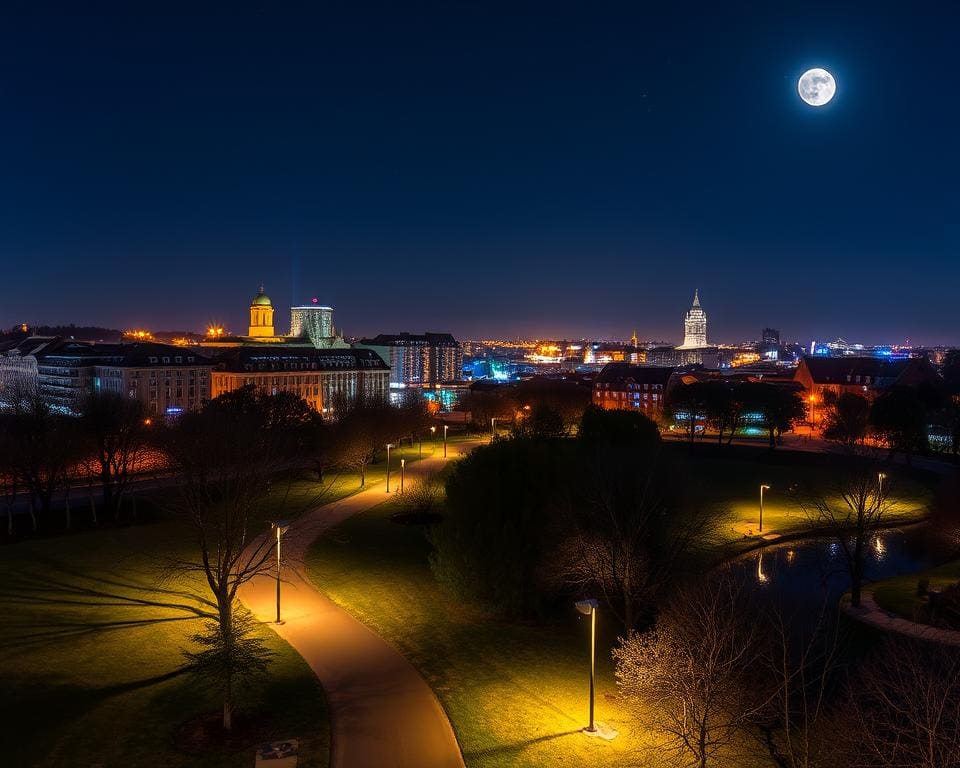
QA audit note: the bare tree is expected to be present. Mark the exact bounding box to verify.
[845,639,960,768]
[801,449,895,607]
[78,391,150,520]
[555,429,718,631]
[758,601,845,768]
[162,385,324,730]
[614,575,766,768]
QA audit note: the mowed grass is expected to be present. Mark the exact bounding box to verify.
[872,560,960,622]
[304,495,655,768]
[0,465,381,768]
[666,445,936,555]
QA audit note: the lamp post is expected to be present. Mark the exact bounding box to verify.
[878,472,887,497]
[400,458,405,494]
[575,598,599,733]
[270,520,290,624]
[759,484,771,533]
[491,417,498,438]
[443,425,448,458]
[386,443,395,493]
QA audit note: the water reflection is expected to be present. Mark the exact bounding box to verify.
[727,525,952,635]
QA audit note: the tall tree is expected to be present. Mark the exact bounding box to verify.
[869,385,930,464]
[801,449,895,607]
[667,382,711,443]
[822,392,870,445]
[554,408,717,630]
[163,385,323,730]
[743,383,807,450]
[78,391,150,519]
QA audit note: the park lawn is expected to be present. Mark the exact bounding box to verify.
[872,560,960,621]
[304,494,661,768]
[666,446,936,556]
[0,461,398,768]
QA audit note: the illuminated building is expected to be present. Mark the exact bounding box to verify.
[211,347,389,412]
[593,364,674,416]
[357,333,462,388]
[1,337,213,415]
[247,285,276,337]
[289,302,349,348]
[675,289,713,364]
[677,289,708,348]
[794,356,941,419]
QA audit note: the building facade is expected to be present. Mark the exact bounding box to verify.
[592,364,674,417]
[793,355,942,421]
[2,337,213,415]
[210,346,389,413]
[289,303,335,344]
[759,328,781,361]
[358,332,463,388]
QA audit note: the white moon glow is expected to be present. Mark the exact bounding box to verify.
[798,68,836,107]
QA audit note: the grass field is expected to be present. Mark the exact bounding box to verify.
[303,443,940,767]
[666,444,935,556]
[872,560,960,622]
[0,461,402,768]
[304,494,654,768]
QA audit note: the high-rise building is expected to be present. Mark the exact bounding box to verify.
[358,332,463,388]
[247,285,276,338]
[759,328,781,360]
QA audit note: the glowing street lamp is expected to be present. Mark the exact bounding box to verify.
[878,472,887,497]
[759,485,771,533]
[270,520,290,624]
[491,417,498,438]
[443,425,448,458]
[400,458,406,494]
[386,443,395,493]
[575,598,600,733]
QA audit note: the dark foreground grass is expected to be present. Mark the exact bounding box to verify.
[0,466,371,768]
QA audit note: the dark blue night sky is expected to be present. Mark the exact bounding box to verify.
[1,1,957,343]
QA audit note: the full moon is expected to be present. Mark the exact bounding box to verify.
[798,68,836,107]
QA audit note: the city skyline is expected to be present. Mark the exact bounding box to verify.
[3,2,959,343]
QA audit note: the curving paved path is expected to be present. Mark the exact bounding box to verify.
[843,589,960,647]
[239,442,484,768]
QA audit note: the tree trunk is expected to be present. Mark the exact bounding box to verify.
[88,477,97,525]
[360,466,365,487]
[28,496,37,533]
[850,540,864,608]
[768,427,776,451]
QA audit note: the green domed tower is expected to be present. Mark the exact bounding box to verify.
[248,284,275,337]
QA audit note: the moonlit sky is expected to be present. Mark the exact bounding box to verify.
[1,1,958,344]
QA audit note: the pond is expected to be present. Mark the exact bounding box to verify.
[724,524,957,627]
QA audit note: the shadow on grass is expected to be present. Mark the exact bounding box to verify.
[0,555,216,657]
[463,729,582,760]
[0,668,189,765]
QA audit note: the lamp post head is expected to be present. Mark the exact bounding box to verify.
[761,484,771,490]
[270,519,290,534]
[386,442,395,449]
[575,598,599,615]
[430,426,436,433]
[879,473,887,480]
[401,458,405,467]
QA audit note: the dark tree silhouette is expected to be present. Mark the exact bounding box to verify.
[822,392,870,445]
